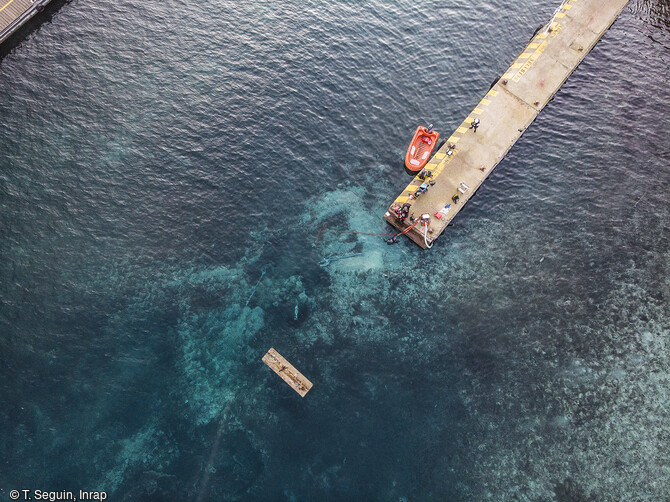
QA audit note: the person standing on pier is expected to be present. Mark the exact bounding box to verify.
[469,118,480,133]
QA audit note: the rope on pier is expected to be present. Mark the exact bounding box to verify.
[544,0,568,34]
[423,224,433,249]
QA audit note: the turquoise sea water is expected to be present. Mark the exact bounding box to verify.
[1,0,668,500]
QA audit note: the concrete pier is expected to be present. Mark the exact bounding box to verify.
[0,0,51,45]
[385,0,630,249]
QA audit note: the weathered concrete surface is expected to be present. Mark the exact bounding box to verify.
[385,0,630,249]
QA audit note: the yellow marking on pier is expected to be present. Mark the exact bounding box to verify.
[1,0,49,43]
[0,0,16,14]
[512,40,548,82]
[384,0,630,249]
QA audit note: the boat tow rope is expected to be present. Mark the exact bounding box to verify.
[397,218,419,236]
[319,253,363,267]
[325,229,397,237]
[317,216,420,240]
[385,218,421,244]
[316,212,421,249]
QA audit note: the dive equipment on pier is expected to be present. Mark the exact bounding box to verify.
[385,0,630,249]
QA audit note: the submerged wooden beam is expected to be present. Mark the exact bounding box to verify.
[262,348,313,397]
[385,0,630,248]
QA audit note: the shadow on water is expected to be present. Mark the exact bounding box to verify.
[646,0,670,28]
[0,0,69,61]
[631,0,670,47]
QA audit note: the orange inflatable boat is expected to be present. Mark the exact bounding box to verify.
[404,125,440,171]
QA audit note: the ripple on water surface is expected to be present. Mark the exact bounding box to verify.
[0,0,668,500]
